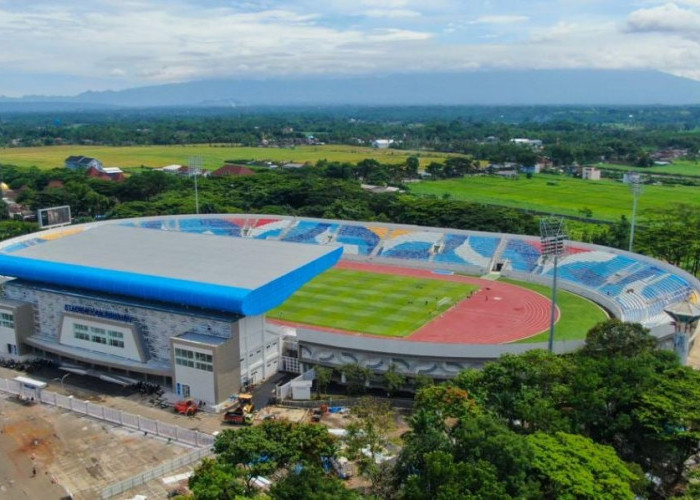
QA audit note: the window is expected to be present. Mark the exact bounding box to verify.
[0,312,14,329]
[175,347,213,372]
[72,322,123,348]
[73,324,90,341]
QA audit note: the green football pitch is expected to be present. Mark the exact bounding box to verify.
[268,268,479,337]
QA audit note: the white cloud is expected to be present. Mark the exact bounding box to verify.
[363,9,421,18]
[472,15,529,25]
[3,0,700,94]
[625,3,700,36]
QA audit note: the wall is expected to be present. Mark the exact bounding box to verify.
[4,282,237,371]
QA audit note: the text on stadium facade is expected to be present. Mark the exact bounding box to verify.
[64,305,134,323]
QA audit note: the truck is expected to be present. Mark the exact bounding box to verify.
[222,393,254,425]
[174,399,199,416]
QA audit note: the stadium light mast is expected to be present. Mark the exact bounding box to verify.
[189,156,203,215]
[540,217,567,353]
[628,172,642,252]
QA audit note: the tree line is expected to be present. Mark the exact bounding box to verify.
[187,320,700,499]
[1,160,698,275]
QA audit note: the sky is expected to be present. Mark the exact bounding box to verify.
[1,0,700,96]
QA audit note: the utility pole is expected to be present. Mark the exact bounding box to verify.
[628,172,642,252]
[189,156,203,215]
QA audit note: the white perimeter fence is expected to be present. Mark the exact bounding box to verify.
[0,376,217,498]
[0,377,214,449]
[100,446,213,499]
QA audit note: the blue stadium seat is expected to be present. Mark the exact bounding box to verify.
[282,221,339,244]
[335,225,382,256]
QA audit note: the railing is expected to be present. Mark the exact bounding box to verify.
[100,446,213,499]
[0,377,215,449]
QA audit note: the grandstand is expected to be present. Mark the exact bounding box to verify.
[0,213,697,386]
[115,214,700,330]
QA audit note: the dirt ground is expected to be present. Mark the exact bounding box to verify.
[0,394,190,500]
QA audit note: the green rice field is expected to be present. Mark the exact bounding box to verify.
[410,174,700,221]
[501,279,610,343]
[268,268,478,337]
[0,144,459,170]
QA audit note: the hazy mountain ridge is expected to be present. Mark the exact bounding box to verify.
[2,70,700,110]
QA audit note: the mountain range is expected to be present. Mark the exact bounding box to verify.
[2,70,700,110]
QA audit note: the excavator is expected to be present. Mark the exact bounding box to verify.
[222,393,254,425]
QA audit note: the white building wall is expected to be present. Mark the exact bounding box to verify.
[58,315,143,361]
[4,283,236,366]
[0,324,17,356]
[238,315,281,386]
[172,345,216,404]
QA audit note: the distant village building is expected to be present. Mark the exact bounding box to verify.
[86,166,125,182]
[582,167,601,181]
[65,156,104,171]
[520,165,540,175]
[371,139,394,149]
[361,184,401,194]
[158,164,184,173]
[211,165,255,178]
[510,138,543,149]
[281,163,305,169]
[157,165,210,177]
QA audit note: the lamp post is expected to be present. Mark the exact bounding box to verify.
[628,172,642,252]
[664,301,700,365]
[540,217,567,352]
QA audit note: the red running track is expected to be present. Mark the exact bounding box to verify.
[272,260,558,345]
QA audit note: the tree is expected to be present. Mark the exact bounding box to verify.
[270,466,361,500]
[414,384,476,419]
[405,156,420,178]
[340,363,371,395]
[188,458,246,500]
[631,366,700,495]
[314,366,333,397]
[581,319,657,359]
[637,204,700,275]
[345,398,395,478]
[457,350,572,432]
[527,432,642,499]
[383,363,406,396]
[193,420,339,497]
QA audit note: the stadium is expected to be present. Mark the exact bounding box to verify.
[0,213,698,408]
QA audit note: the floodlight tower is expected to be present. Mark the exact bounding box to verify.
[628,172,642,252]
[540,217,567,352]
[189,156,203,215]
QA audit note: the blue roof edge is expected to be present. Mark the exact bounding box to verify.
[243,245,343,315]
[0,254,250,314]
[0,245,343,316]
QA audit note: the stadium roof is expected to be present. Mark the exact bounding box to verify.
[0,225,342,315]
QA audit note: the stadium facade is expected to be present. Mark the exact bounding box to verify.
[0,223,341,406]
[0,214,698,406]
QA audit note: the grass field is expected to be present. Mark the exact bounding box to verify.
[597,160,700,177]
[268,268,478,337]
[409,174,700,221]
[500,279,609,343]
[0,144,459,170]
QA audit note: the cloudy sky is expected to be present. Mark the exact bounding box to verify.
[1,0,699,96]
